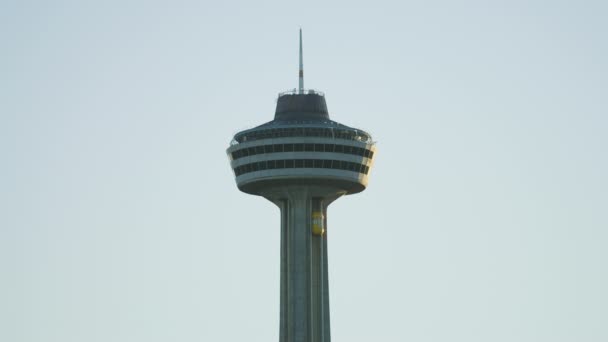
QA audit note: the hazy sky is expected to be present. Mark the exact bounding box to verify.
[1,0,607,341]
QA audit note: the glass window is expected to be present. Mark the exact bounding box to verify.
[276,160,285,169]
[314,159,323,168]
[304,144,314,152]
[324,144,334,152]
[275,144,284,152]
[294,144,304,152]
[286,160,294,168]
[295,159,304,168]
[267,160,275,169]
[264,145,273,153]
[284,144,294,152]
[323,160,332,168]
[304,159,313,168]
[334,145,344,153]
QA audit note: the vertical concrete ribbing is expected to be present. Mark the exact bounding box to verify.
[279,199,288,342]
[274,188,333,342]
[311,198,323,342]
[293,189,311,342]
[322,205,331,342]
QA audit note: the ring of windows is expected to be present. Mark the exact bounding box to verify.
[235,127,371,143]
[233,159,370,176]
[231,143,374,160]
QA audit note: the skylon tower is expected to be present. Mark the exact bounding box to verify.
[227,30,376,342]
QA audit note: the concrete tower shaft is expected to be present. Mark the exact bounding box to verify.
[264,186,341,342]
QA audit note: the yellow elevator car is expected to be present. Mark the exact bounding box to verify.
[312,211,325,236]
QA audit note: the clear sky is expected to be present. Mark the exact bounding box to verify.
[1,0,607,341]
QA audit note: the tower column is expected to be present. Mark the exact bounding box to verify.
[267,187,341,342]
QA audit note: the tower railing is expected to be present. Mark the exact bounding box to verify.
[278,89,325,97]
[229,127,374,146]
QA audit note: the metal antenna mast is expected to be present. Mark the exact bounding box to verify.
[299,28,304,93]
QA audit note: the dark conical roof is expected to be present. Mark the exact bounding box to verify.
[274,92,329,122]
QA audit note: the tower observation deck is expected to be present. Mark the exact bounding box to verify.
[226,30,376,342]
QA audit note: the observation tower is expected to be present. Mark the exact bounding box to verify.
[226,30,376,342]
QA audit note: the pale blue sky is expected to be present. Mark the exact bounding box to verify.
[1,0,607,341]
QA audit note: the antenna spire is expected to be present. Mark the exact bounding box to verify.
[299,28,304,94]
